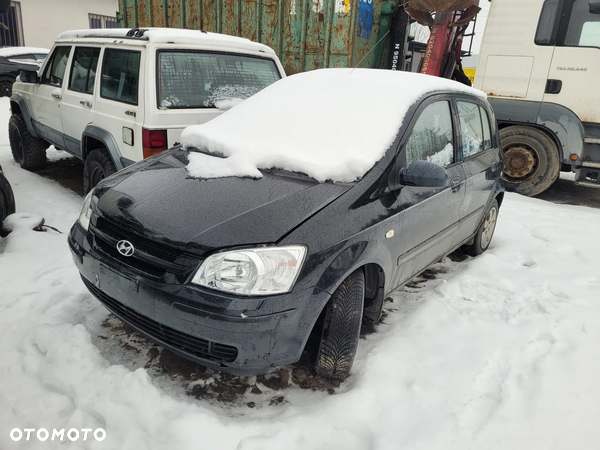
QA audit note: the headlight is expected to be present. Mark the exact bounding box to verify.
[192,246,307,296]
[78,191,93,231]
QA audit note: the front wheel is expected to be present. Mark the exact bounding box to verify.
[8,114,47,170]
[500,126,560,197]
[315,269,365,380]
[83,148,116,193]
[463,199,499,257]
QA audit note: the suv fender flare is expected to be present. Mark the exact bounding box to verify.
[10,95,41,139]
[81,126,125,171]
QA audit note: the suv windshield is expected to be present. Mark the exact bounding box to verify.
[157,51,281,109]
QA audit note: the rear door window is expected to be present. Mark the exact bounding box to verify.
[405,101,455,167]
[157,51,281,109]
[69,47,100,94]
[100,48,141,105]
[41,46,72,87]
[458,101,485,159]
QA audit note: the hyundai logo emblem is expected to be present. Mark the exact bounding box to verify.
[116,240,135,257]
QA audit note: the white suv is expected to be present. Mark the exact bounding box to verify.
[9,28,285,192]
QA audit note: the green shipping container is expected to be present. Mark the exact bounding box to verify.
[117,0,399,75]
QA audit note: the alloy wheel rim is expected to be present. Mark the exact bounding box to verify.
[480,207,498,249]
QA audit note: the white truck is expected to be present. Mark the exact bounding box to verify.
[474,0,600,196]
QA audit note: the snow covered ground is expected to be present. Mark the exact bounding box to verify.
[1,96,600,449]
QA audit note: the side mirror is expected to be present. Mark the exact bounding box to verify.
[591,0,600,13]
[399,160,449,188]
[19,70,39,84]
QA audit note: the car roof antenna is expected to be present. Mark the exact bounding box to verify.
[350,30,391,74]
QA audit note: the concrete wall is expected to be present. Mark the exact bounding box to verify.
[19,0,119,48]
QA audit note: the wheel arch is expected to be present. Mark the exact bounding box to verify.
[9,95,40,139]
[81,126,124,170]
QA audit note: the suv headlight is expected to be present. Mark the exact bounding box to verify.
[192,246,307,296]
[78,191,93,231]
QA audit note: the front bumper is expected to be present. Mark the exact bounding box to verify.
[68,223,329,375]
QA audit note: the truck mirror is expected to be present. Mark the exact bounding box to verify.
[590,1,600,13]
[19,70,39,84]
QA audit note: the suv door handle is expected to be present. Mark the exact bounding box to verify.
[450,177,462,193]
[80,100,92,108]
[51,92,61,100]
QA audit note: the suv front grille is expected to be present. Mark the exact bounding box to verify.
[83,276,239,363]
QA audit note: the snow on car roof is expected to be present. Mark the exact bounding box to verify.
[0,47,49,57]
[182,68,487,183]
[56,28,276,55]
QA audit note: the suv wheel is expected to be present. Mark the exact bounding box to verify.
[315,269,365,380]
[83,148,116,193]
[8,114,47,170]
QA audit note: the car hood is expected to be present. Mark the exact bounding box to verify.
[94,149,352,253]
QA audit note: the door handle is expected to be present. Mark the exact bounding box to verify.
[51,92,61,100]
[80,100,92,108]
[545,79,562,94]
[450,177,462,193]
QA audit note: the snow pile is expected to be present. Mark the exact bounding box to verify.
[183,69,485,182]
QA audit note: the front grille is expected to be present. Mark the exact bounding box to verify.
[83,277,238,363]
[95,217,183,263]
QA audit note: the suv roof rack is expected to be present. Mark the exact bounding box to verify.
[126,28,149,38]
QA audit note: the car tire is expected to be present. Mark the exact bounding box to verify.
[500,126,560,197]
[83,148,116,194]
[8,114,47,171]
[0,75,15,97]
[315,269,365,380]
[0,174,16,220]
[462,199,499,257]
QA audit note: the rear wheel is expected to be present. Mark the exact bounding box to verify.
[83,148,116,193]
[500,126,560,197]
[0,171,16,235]
[315,269,365,380]
[8,114,47,170]
[463,199,499,257]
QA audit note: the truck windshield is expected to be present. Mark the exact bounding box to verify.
[565,0,600,47]
[157,51,281,109]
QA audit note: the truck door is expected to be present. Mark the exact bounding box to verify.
[32,46,72,148]
[60,47,101,157]
[542,0,600,124]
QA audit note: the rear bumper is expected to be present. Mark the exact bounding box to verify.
[69,223,329,375]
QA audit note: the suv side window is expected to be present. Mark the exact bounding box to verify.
[406,101,454,167]
[458,101,485,158]
[69,47,100,94]
[101,48,141,105]
[42,46,71,87]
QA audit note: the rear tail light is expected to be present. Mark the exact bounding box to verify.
[142,128,168,158]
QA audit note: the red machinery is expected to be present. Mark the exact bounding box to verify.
[404,0,481,83]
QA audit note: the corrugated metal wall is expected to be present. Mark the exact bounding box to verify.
[117,0,396,74]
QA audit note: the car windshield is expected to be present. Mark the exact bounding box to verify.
[157,51,281,110]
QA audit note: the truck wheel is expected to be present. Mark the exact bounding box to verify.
[500,126,560,197]
[8,114,47,170]
[0,173,16,225]
[83,148,116,193]
[462,199,499,257]
[315,269,364,380]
